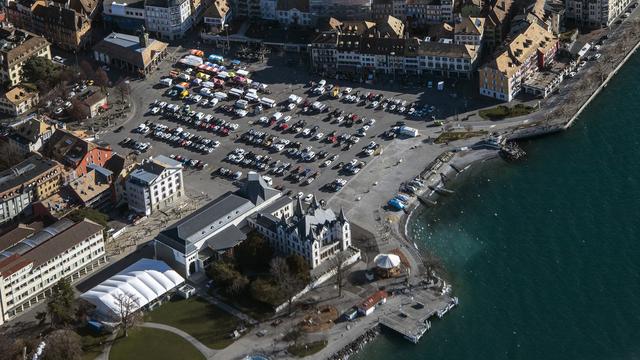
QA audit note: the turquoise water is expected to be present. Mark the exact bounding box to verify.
[355,54,640,359]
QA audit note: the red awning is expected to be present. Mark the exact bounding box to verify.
[101,103,110,110]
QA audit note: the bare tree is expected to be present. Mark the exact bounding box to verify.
[42,329,82,360]
[79,60,95,81]
[270,257,304,315]
[95,68,110,89]
[331,251,347,298]
[68,98,86,122]
[115,79,131,103]
[114,293,142,337]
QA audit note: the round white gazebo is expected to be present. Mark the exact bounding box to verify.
[373,253,402,278]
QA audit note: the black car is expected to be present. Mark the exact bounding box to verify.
[114,125,124,133]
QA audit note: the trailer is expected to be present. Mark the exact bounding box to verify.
[229,88,244,97]
[260,97,276,108]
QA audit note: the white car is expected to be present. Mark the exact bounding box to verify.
[283,115,292,123]
[303,193,314,203]
[302,128,311,137]
[287,103,296,111]
[297,191,304,199]
[313,132,324,140]
[343,87,352,94]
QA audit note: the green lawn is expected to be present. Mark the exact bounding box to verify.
[109,328,205,360]
[145,297,241,349]
[478,104,536,120]
[77,326,111,360]
[288,340,328,357]
[434,130,488,144]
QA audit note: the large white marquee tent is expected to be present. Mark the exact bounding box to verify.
[80,258,185,320]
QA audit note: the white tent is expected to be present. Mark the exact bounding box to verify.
[80,258,184,320]
[374,254,401,269]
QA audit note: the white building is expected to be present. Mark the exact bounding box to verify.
[103,0,146,33]
[372,0,455,25]
[565,0,632,27]
[80,258,185,321]
[145,0,193,40]
[275,0,315,26]
[0,86,39,117]
[249,197,351,269]
[0,219,106,325]
[154,172,283,277]
[125,155,184,216]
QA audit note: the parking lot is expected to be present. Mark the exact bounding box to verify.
[99,49,451,202]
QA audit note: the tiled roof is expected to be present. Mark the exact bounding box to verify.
[92,32,168,69]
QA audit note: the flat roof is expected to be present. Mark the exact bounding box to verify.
[0,154,60,195]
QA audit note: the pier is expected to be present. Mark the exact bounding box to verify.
[377,287,458,344]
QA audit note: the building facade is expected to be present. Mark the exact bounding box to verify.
[7,117,56,153]
[145,0,193,40]
[249,198,351,269]
[203,0,232,32]
[93,31,168,75]
[0,218,106,325]
[154,172,282,277]
[0,86,39,116]
[125,155,184,216]
[44,130,113,181]
[0,154,62,225]
[0,25,51,87]
[276,0,315,26]
[565,0,632,27]
[478,22,558,101]
[372,0,455,25]
[103,0,147,33]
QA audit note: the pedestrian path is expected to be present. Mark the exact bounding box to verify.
[141,322,217,358]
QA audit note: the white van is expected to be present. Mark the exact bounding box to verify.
[213,92,228,101]
[288,94,302,104]
[229,88,244,97]
[271,112,283,121]
[235,99,249,109]
[245,92,259,102]
[260,97,276,108]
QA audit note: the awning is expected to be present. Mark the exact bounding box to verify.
[100,103,110,110]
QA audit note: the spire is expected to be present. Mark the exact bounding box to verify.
[310,195,320,213]
[295,196,305,216]
[338,206,347,223]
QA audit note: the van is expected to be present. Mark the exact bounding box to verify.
[271,112,283,121]
[229,88,244,97]
[260,97,276,108]
[245,92,259,102]
[235,99,249,109]
[213,92,228,100]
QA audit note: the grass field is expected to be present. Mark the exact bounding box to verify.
[77,326,110,360]
[109,328,205,360]
[478,104,535,120]
[145,297,241,349]
[434,130,488,144]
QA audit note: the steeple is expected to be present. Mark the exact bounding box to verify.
[295,197,305,217]
[337,206,347,223]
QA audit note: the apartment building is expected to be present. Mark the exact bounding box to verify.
[125,155,184,216]
[0,154,62,225]
[565,0,631,27]
[0,86,39,116]
[308,0,372,19]
[311,17,478,79]
[249,197,352,269]
[275,0,315,26]
[371,0,455,25]
[483,0,514,49]
[478,22,558,101]
[44,130,113,181]
[0,218,106,325]
[454,16,485,47]
[0,25,51,87]
[203,0,232,32]
[145,0,193,40]
[103,0,147,33]
[7,117,56,153]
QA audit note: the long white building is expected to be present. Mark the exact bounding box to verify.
[125,155,184,216]
[0,219,106,325]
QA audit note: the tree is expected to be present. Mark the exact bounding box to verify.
[207,261,249,297]
[114,293,142,338]
[46,278,75,328]
[95,68,110,89]
[67,98,86,122]
[79,60,95,81]
[270,257,304,315]
[249,277,280,306]
[286,254,310,283]
[22,57,60,89]
[0,336,20,360]
[332,252,347,298]
[114,79,131,103]
[42,329,82,360]
[235,231,273,272]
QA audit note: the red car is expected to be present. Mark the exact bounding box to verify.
[327,135,337,143]
[279,123,289,130]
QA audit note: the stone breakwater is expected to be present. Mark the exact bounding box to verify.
[328,327,380,360]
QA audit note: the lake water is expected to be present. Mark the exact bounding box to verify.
[354,53,640,360]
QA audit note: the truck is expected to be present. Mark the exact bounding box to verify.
[398,126,419,137]
[260,97,276,108]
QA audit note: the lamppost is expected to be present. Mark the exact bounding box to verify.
[224,23,230,54]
